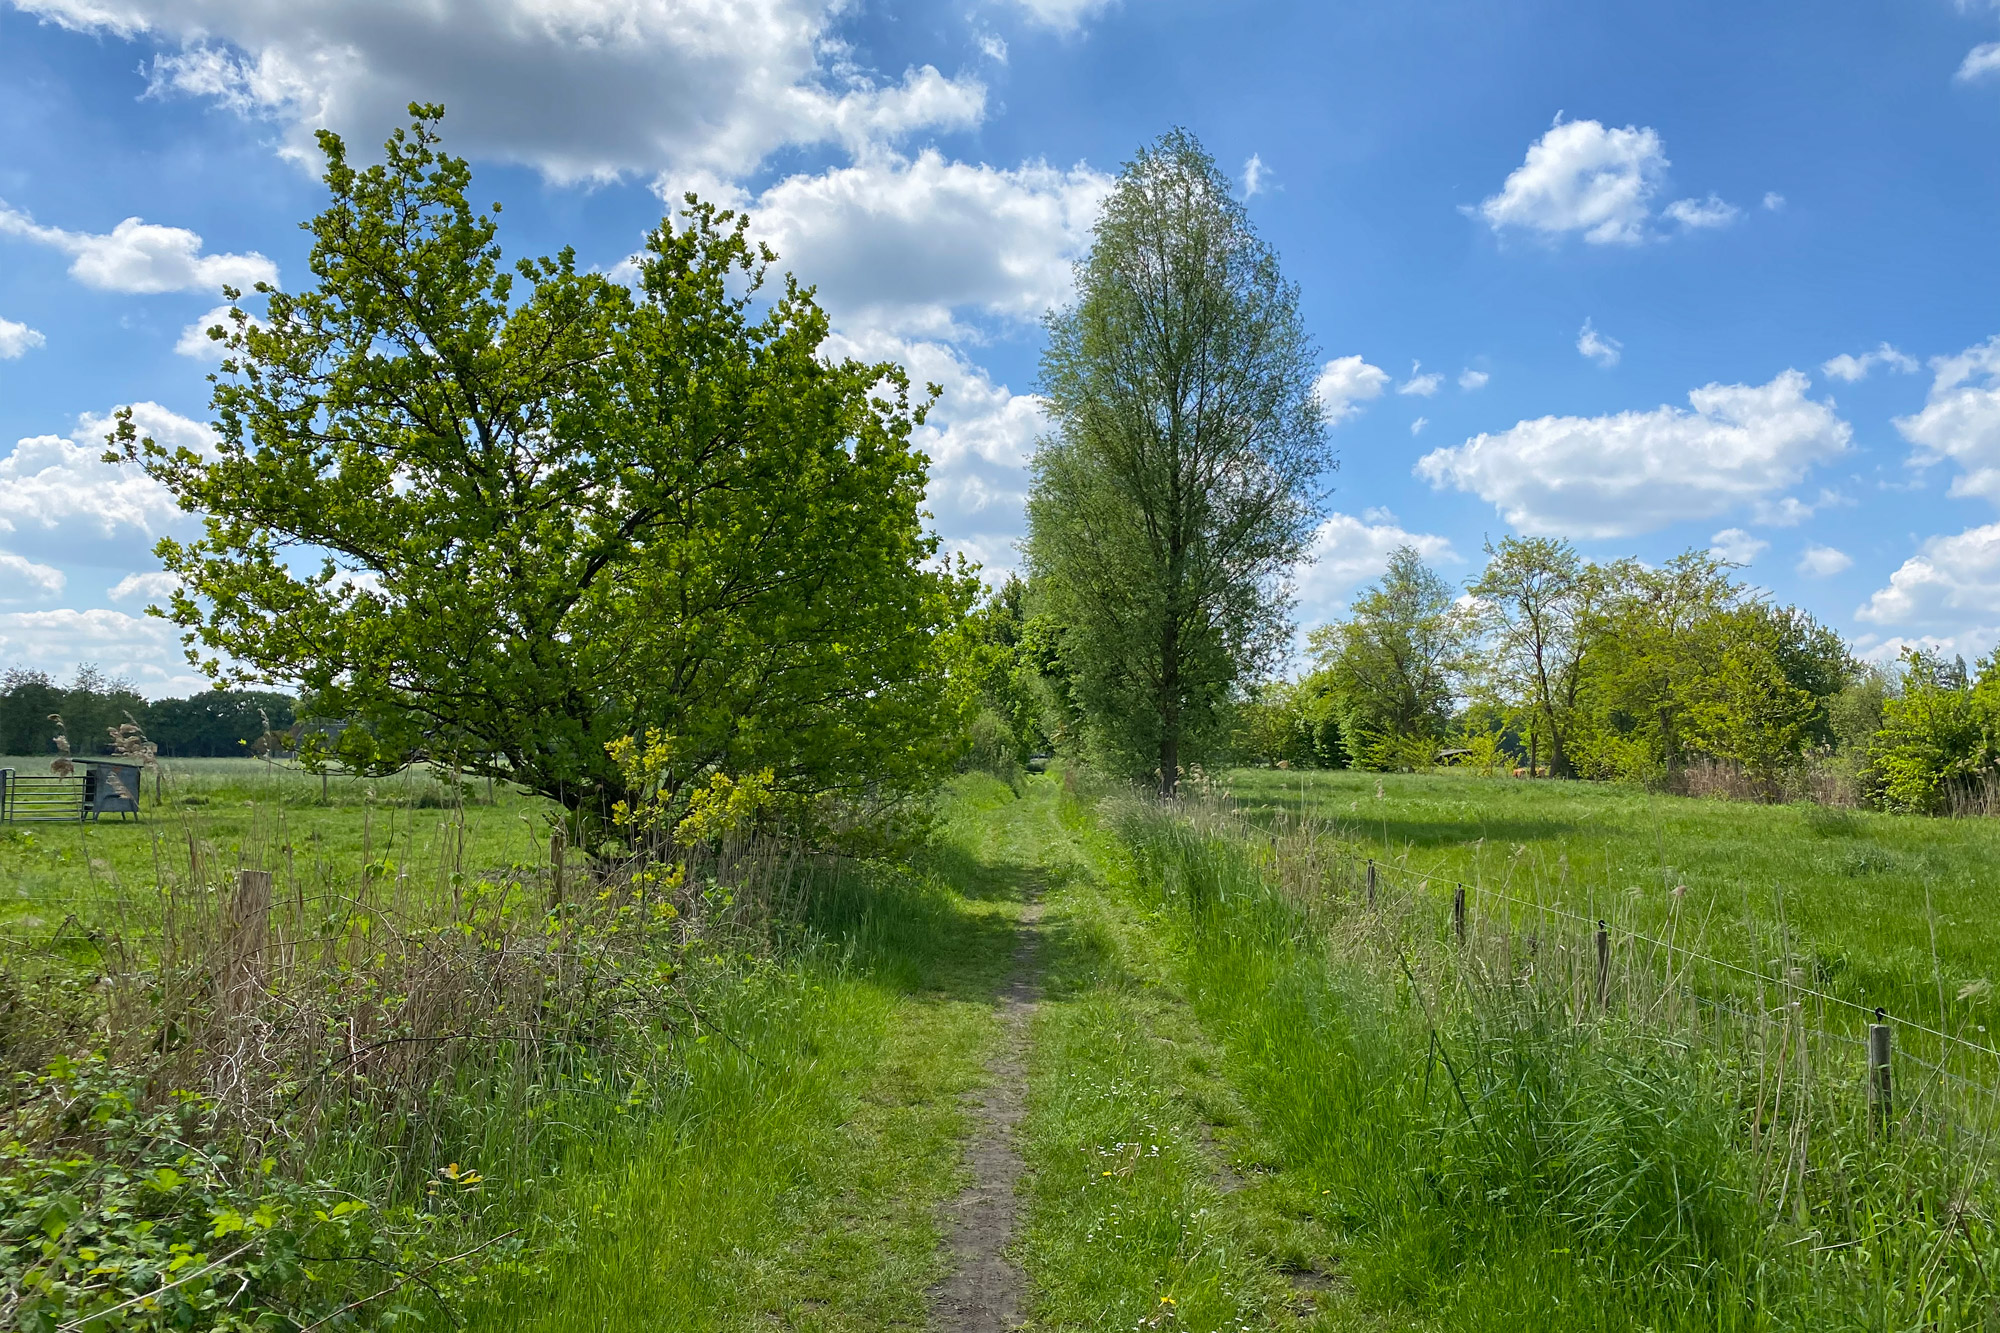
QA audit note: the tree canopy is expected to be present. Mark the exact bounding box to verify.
[114,108,974,832]
[1024,129,1330,794]
[1230,543,1867,799]
[1308,546,1468,771]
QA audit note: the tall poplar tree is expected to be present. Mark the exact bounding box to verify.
[1025,130,1330,794]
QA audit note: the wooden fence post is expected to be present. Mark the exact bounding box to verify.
[1365,859,1376,908]
[1595,920,1610,1009]
[549,830,567,908]
[1452,886,1466,945]
[1869,1009,1893,1128]
[227,869,273,1001]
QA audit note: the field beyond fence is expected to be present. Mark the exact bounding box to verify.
[1103,769,2000,1328]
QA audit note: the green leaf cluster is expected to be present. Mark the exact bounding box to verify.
[1308,545,1470,770]
[1861,648,2000,813]
[1296,541,1858,787]
[1,1056,464,1331]
[113,107,975,834]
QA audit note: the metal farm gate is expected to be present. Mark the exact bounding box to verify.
[0,762,143,823]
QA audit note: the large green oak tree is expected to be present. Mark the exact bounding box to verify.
[112,109,975,832]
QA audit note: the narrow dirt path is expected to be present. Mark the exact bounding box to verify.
[927,897,1042,1333]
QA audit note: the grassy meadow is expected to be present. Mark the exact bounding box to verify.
[0,762,1046,1329]
[1223,766,2000,1037]
[1096,788,2000,1331]
[9,760,2000,1329]
[0,756,553,960]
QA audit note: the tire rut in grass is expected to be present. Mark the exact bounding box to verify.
[928,897,1042,1333]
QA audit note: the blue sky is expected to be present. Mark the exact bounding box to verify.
[2,0,2000,694]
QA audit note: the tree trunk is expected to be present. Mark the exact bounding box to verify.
[1159,615,1181,798]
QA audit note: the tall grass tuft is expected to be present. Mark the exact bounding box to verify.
[1106,792,2000,1330]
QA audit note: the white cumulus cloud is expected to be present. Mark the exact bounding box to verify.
[1415,370,1851,539]
[0,317,45,358]
[698,149,1112,338]
[1797,543,1853,577]
[1458,368,1490,392]
[1296,509,1458,625]
[0,607,209,697]
[0,202,276,294]
[1475,116,1667,245]
[1710,528,1768,565]
[1577,318,1622,367]
[1315,356,1390,424]
[1821,342,1919,383]
[1009,0,1119,32]
[1751,493,1820,527]
[1398,361,1442,397]
[1762,191,1786,211]
[1663,194,1741,229]
[108,570,180,602]
[1859,522,2000,632]
[0,402,212,539]
[174,302,264,360]
[15,0,985,184]
[1409,417,1429,436]
[1241,153,1265,197]
[0,550,65,602]
[1893,336,2000,501]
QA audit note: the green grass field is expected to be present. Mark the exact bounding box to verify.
[9,765,2000,1329]
[1222,767,2000,1033]
[0,756,555,959]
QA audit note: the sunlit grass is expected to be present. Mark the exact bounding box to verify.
[1223,767,2000,1032]
[1109,788,2000,1330]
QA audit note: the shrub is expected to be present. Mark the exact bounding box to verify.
[1863,648,2000,813]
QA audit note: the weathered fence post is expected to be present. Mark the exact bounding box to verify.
[1365,859,1376,908]
[549,830,567,908]
[1595,920,1610,1009]
[226,869,273,1002]
[1452,886,1466,945]
[1869,1008,1893,1128]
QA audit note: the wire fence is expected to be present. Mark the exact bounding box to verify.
[1212,813,2000,1141]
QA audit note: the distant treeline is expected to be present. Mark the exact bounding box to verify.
[964,539,2000,817]
[0,667,297,760]
[1222,541,1975,815]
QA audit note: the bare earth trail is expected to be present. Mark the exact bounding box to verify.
[927,895,1042,1332]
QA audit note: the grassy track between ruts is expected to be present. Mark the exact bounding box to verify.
[460,775,1034,1331]
[1012,775,1408,1333]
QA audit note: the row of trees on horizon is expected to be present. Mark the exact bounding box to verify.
[0,667,296,760]
[958,544,1997,817]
